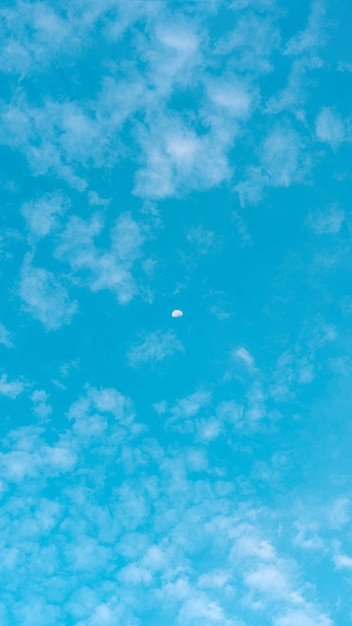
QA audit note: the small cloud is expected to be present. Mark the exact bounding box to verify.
[234,347,255,369]
[164,390,212,434]
[0,374,25,399]
[245,564,289,596]
[315,108,345,147]
[127,330,184,366]
[206,78,252,118]
[21,192,68,239]
[285,1,326,57]
[19,256,77,331]
[55,212,144,304]
[275,608,332,626]
[171,390,212,420]
[31,390,52,419]
[0,322,14,348]
[187,225,215,255]
[197,419,222,442]
[262,126,302,187]
[134,115,232,200]
[334,552,352,569]
[236,126,304,206]
[307,205,344,235]
[328,497,350,529]
[153,400,167,415]
[88,191,111,206]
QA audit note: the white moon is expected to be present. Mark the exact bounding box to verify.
[171,309,183,318]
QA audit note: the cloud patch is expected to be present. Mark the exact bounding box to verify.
[127,330,184,366]
[19,256,77,331]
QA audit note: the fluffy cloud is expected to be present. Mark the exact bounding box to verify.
[21,193,69,239]
[0,374,25,398]
[315,107,346,147]
[55,212,145,304]
[127,330,184,366]
[19,256,77,331]
[0,322,13,348]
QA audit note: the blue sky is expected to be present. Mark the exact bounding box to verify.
[0,0,352,624]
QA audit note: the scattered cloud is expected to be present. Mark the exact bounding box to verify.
[307,205,344,235]
[0,374,25,399]
[0,322,13,348]
[18,256,77,331]
[333,551,352,570]
[236,126,306,206]
[134,113,233,199]
[31,390,52,420]
[315,107,346,147]
[55,212,145,304]
[0,2,350,624]
[127,330,184,366]
[21,193,69,239]
[285,1,327,57]
[187,226,215,255]
[234,347,255,369]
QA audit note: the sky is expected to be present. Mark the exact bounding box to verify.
[0,0,352,624]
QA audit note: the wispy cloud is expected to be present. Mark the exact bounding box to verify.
[19,256,77,331]
[236,125,306,206]
[0,374,25,398]
[55,212,145,304]
[134,112,234,199]
[234,347,255,369]
[21,193,68,239]
[127,330,184,366]
[307,205,344,235]
[31,390,52,420]
[0,322,13,348]
[315,107,346,147]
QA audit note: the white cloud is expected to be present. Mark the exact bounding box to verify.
[164,390,213,436]
[245,564,290,596]
[234,347,255,369]
[55,212,144,304]
[0,3,73,75]
[206,79,252,118]
[236,126,305,206]
[216,10,281,74]
[187,226,215,255]
[67,386,134,433]
[0,428,77,483]
[0,374,25,398]
[141,16,202,96]
[127,330,184,366]
[307,205,344,234]
[269,349,316,402]
[333,552,352,569]
[266,57,319,119]
[197,418,222,442]
[315,107,346,147]
[31,390,52,419]
[292,522,324,552]
[0,322,13,348]
[171,390,212,420]
[275,609,332,626]
[134,114,233,199]
[328,497,350,529]
[216,400,243,426]
[21,193,68,238]
[285,1,327,57]
[262,126,302,187]
[19,256,77,331]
